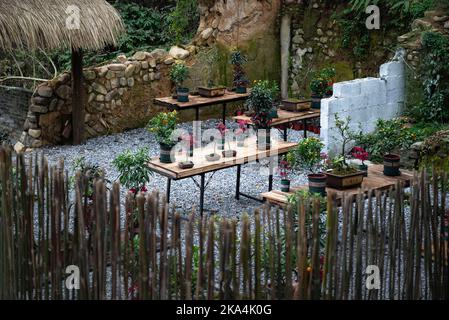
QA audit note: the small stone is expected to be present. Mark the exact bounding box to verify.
[117,54,127,63]
[96,95,105,102]
[105,89,118,102]
[83,70,96,81]
[111,78,119,89]
[115,71,125,78]
[105,81,112,91]
[127,78,135,87]
[164,57,175,65]
[105,70,114,80]
[169,46,190,60]
[119,77,127,87]
[320,37,328,44]
[116,99,122,107]
[149,58,157,68]
[98,66,109,77]
[37,86,53,98]
[149,72,155,81]
[32,96,51,106]
[141,61,149,69]
[31,139,43,148]
[150,48,167,61]
[133,51,147,61]
[118,88,125,96]
[92,83,108,95]
[154,73,161,80]
[30,104,48,113]
[317,28,324,36]
[445,21,449,29]
[201,27,214,40]
[88,93,96,103]
[211,18,219,29]
[433,15,449,22]
[292,35,304,44]
[125,64,136,77]
[28,129,42,139]
[143,74,149,82]
[14,142,26,153]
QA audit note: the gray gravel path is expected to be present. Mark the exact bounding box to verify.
[31,119,312,218]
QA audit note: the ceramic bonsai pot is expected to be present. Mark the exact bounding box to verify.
[197,86,226,98]
[311,94,322,110]
[222,150,237,158]
[281,179,291,193]
[326,171,365,190]
[177,87,189,102]
[359,164,368,177]
[236,86,247,94]
[206,153,220,162]
[178,161,194,169]
[281,99,311,112]
[308,173,327,196]
[160,143,175,164]
[383,154,401,176]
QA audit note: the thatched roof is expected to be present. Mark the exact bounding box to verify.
[0,0,125,51]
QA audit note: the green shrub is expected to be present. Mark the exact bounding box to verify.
[287,137,325,174]
[169,62,189,87]
[147,111,179,145]
[168,0,200,45]
[113,148,153,191]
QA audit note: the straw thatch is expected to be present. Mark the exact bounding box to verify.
[0,0,126,51]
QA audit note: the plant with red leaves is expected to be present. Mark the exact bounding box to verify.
[351,146,369,165]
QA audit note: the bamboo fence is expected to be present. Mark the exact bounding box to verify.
[0,146,448,300]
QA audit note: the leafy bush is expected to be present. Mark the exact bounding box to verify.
[230,50,249,88]
[72,157,106,198]
[113,148,153,191]
[287,137,326,174]
[169,62,189,87]
[407,32,449,124]
[168,0,200,45]
[354,118,417,162]
[147,111,179,145]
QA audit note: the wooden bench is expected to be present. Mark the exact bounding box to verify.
[261,165,415,207]
[147,137,298,215]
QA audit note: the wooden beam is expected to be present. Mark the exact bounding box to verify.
[71,49,85,145]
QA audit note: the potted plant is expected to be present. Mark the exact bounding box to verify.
[204,134,221,162]
[281,96,312,112]
[198,47,226,97]
[309,77,327,109]
[320,67,336,98]
[326,115,365,189]
[113,148,153,194]
[246,80,279,150]
[178,134,195,169]
[236,120,248,147]
[216,122,227,151]
[383,150,401,177]
[198,80,227,98]
[351,146,369,177]
[278,157,291,192]
[230,50,249,93]
[287,137,328,196]
[147,111,178,164]
[217,123,237,158]
[170,62,190,102]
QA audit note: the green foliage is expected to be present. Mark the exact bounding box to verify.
[168,0,200,45]
[0,132,9,145]
[407,32,449,123]
[147,111,179,145]
[354,118,417,162]
[169,62,190,87]
[230,50,249,88]
[112,148,153,191]
[287,137,325,174]
[246,80,279,114]
[420,130,449,169]
[71,157,106,198]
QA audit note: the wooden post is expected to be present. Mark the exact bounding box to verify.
[71,49,85,145]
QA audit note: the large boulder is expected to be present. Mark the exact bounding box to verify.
[169,46,190,60]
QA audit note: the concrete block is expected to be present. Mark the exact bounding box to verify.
[380,61,404,78]
[333,80,362,98]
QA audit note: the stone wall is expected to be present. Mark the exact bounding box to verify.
[0,86,33,143]
[320,57,406,155]
[15,48,180,151]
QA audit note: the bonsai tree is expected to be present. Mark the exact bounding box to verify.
[230,50,249,93]
[147,111,179,163]
[287,137,326,175]
[170,62,190,102]
[246,80,279,128]
[351,146,369,176]
[331,114,358,175]
[320,67,336,97]
[310,77,327,97]
[113,148,153,193]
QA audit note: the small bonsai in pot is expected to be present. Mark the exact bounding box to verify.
[287,137,328,196]
[230,50,249,93]
[309,77,327,110]
[216,122,227,150]
[278,157,292,193]
[236,120,248,147]
[351,146,369,177]
[198,47,226,97]
[113,148,153,194]
[178,134,195,169]
[147,111,178,164]
[326,114,365,189]
[170,62,190,102]
[246,80,279,150]
[320,67,336,98]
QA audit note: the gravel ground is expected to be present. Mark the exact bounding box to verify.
[30,119,312,219]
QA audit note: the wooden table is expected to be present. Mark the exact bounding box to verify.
[233,109,321,141]
[261,165,415,207]
[154,90,250,123]
[148,137,298,215]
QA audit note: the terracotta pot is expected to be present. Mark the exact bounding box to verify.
[383,154,401,176]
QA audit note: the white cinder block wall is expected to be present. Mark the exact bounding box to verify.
[320,58,405,156]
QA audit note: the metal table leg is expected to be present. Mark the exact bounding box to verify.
[166,178,172,203]
[235,165,241,200]
[195,107,200,121]
[199,173,205,216]
[283,127,288,142]
[303,119,308,138]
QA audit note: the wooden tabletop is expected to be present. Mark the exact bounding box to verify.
[261,165,415,207]
[233,109,321,126]
[154,90,250,110]
[148,137,298,180]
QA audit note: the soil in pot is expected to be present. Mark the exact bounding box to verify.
[222,150,237,158]
[178,161,194,169]
[281,179,291,193]
[206,153,221,162]
[308,173,327,196]
[160,143,175,164]
[383,154,401,176]
[177,87,190,102]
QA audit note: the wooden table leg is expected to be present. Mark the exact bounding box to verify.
[199,173,205,216]
[235,164,241,200]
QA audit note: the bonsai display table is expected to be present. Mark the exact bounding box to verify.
[232,108,321,141]
[154,90,250,123]
[147,137,298,216]
[261,165,414,207]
